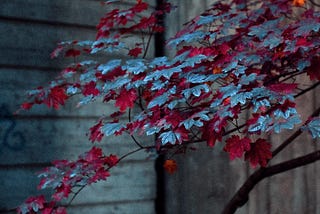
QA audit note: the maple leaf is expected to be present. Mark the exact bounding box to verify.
[224,135,251,160]
[44,86,68,109]
[307,56,320,81]
[89,121,104,143]
[163,159,178,174]
[132,1,148,13]
[268,83,298,95]
[64,48,81,57]
[115,88,137,112]
[104,154,119,167]
[21,102,33,110]
[52,183,72,201]
[128,47,142,57]
[84,146,103,162]
[89,168,110,183]
[245,138,272,168]
[82,81,100,96]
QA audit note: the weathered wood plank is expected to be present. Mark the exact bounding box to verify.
[0,21,155,69]
[0,161,156,210]
[0,117,154,164]
[0,0,156,27]
[165,142,241,214]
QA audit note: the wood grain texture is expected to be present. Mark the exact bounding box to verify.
[0,1,157,213]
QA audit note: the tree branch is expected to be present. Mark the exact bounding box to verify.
[222,150,320,214]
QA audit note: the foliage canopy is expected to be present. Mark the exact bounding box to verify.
[18,0,320,213]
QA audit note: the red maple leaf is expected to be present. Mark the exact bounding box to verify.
[163,159,178,174]
[64,48,81,57]
[104,154,119,167]
[21,102,33,110]
[131,1,149,13]
[89,121,104,143]
[224,135,251,160]
[115,89,137,112]
[52,183,71,201]
[128,47,142,57]
[245,138,272,168]
[44,86,68,109]
[84,147,103,162]
[96,67,126,81]
[89,168,110,183]
[307,56,320,81]
[268,83,298,94]
[82,81,100,96]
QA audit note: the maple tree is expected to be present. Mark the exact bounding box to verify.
[17,0,320,213]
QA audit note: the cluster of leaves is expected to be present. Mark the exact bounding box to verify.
[19,0,320,212]
[18,147,118,214]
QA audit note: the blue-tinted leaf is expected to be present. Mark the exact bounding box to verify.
[147,93,169,108]
[273,108,297,119]
[98,59,122,74]
[252,99,271,112]
[103,77,130,91]
[168,100,179,110]
[145,126,161,135]
[151,80,168,90]
[185,73,209,83]
[220,84,240,99]
[248,19,281,40]
[248,115,273,132]
[80,69,96,83]
[78,95,94,106]
[271,115,301,133]
[180,118,203,129]
[196,111,210,121]
[144,67,182,81]
[297,59,311,71]
[172,51,189,64]
[180,54,207,67]
[197,15,215,25]
[233,65,247,76]
[79,60,97,66]
[168,31,207,47]
[182,84,210,98]
[262,33,282,49]
[239,73,257,85]
[230,91,253,107]
[66,85,78,95]
[302,117,320,138]
[160,131,178,145]
[294,19,320,37]
[124,59,147,74]
[223,61,238,73]
[102,123,124,136]
[150,56,169,67]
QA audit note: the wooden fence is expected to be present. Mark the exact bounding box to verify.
[0,1,156,213]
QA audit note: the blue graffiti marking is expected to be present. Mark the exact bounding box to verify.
[0,104,26,151]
